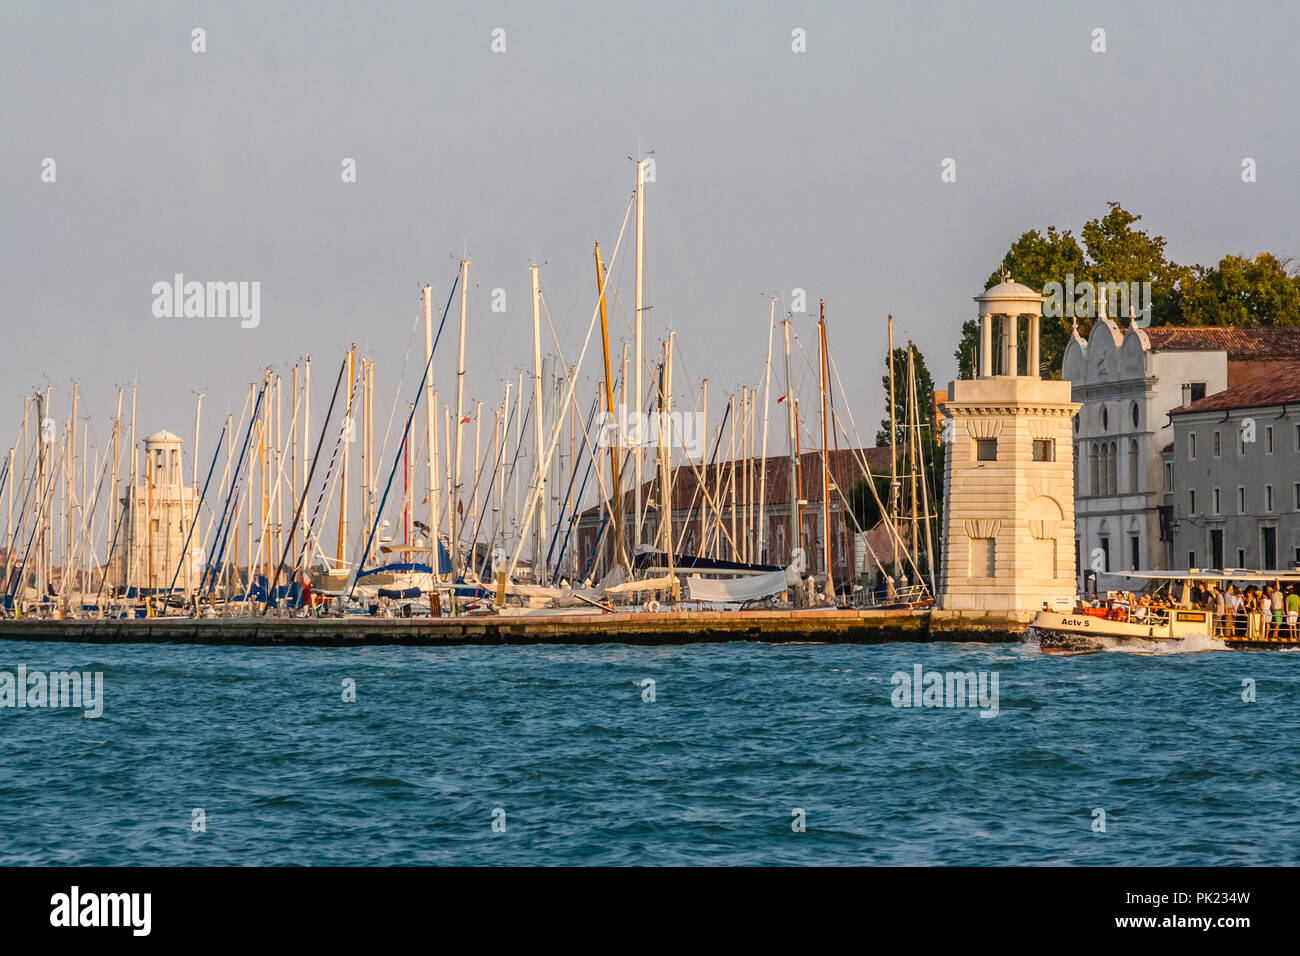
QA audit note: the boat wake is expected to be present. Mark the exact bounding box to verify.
[1097,631,1229,655]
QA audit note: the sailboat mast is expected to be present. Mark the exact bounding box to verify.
[887,315,899,586]
[422,285,439,581]
[451,259,470,584]
[781,314,799,565]
[530,263,546,571]
[907,343,920,572]
[757,298,775,563]
[337,345,355,570]
[634,158,647,553]
[594,242,627,573]
[662,330,676,598]
[818,300,834,603]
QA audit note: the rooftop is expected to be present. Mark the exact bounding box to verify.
[1170,363,1300,415]
[1142,326,1300,359]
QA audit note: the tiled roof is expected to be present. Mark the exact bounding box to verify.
[1170,364,1300,415]
[1142,326,1300,358]
[579,446,894,519]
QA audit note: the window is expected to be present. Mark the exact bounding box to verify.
[1265,484,1274,512]
[1237,486,1246,513]
[1188,489,1196,515]
[1032,439,1055,461]
[1190,382,1207,402]
[1130,402,1140,428]
[1266,426,1274,454]
[1108,441,1118,494]
[1213,431,1221,457]
[1212,488,1221,514]
[1163,461,1173,493]
[1294,482,1300,510]
[1129,535,1140,571]
[1189,432,1197,460]
[1099,537,1110,572]
[1089,443,1100,495]
[1295,423,1300,452]
[1262,527,1278,570]
[1210,529,1224,569]
[976,438,997,461]
[1188,551,1197,568]
[1128,439,1139,493]
[1101,406,1109,431]
[1237,548,1246,568]
[970,537,995,577]
[1239,431,1247,456]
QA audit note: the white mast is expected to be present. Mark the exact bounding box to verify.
[757,298,775,563]
[634,157,647,552]
[781,316,799,566]
[423,285,439,580]
[187,391,203,600]
[451,259,470,584]
[530,263,545,571]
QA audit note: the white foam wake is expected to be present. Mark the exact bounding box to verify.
[1098,631,1230,655]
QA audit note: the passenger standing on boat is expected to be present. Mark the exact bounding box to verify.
[1227,586,1243,636]
[1286,586,1299,639]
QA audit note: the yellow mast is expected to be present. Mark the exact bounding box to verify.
[337,345,355,568]
[594,242,628,573]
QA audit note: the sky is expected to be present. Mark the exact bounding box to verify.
[3,0,1299,497]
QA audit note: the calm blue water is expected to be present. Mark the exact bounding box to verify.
[1,638,1297,865]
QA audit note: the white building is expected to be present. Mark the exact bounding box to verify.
[1062,321,1300,588]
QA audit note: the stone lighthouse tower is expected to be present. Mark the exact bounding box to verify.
[115,430,201,594]
[938,275,1080,616]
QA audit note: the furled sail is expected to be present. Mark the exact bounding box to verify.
[686,564,801,603]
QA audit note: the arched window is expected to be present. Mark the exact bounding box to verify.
[1108,441,1118,496]
[1101,405,1110,431]
[1089,443,1100,496]
[1128,439,1140,493]
[1130,401,1140,429]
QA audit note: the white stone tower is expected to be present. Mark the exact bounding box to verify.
[115,430,201,593]
[938,276,1080,615]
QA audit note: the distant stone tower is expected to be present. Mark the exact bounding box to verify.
[115,430,201,593]
[938,276,1080,615]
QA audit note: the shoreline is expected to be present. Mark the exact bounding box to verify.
[0,608,1032,647]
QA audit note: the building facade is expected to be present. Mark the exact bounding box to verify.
[1166,368,1300,572]
[1063,323,1300,587]
[571,447,900,587]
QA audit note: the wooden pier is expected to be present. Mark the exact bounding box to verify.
[0,609,1031,647]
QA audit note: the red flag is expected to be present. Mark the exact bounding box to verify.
[776,394,787,404]
[460,415,471,424]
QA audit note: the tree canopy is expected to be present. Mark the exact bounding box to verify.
[954,203,1300,379]
[876,344,937,449]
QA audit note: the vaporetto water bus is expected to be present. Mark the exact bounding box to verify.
[1029,569,1300,653]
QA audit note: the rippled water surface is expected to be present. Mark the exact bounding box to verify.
[1,638,1297,865]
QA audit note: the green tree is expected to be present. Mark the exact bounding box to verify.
[957,203,1186,380]
[876,344,937,448]
[1174,253,1300,326]
[848,474,892,531]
